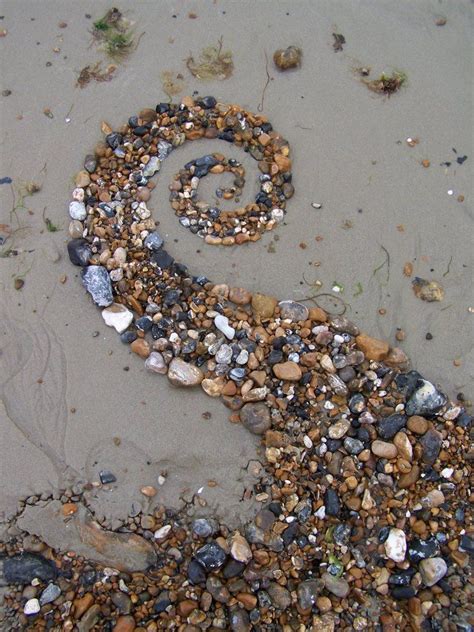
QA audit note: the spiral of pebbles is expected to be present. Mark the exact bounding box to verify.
[1,97,472,631]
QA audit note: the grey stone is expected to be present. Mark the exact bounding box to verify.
[278,300,309,322]
[297,579,323,609]
[39,582,61,605]
[322,572,350,598]
[82,266,113,307]
[405,379,447,416]
[239,402,271,435]
[144,231,164,250]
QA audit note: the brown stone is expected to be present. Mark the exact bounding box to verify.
[236,592,258,610]
[265,430,290,447]
[393,432,413,461]
[300,352,318,367]
[229,287,252,305]
[221,380,237,396]
[249,370,266,387]
[251,293,278,319]
[112,615,136,632]
[371,440,398,459]
[308,307,328,322]
[273,361,302,381]
[355,334,390,361]
[178,599,197,617]
[398,465,421,489]
[384,347,410,369]
[407,416,429,435]
[74,593,95,618]
[75,170,91,188]
[201,377,225,397]
[130,338,150,358]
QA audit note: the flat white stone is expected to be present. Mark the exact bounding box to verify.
[102,304,134,333]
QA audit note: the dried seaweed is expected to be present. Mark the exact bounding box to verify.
[186,37,234,80]
[161,71,185,100]
[77,62,117,88]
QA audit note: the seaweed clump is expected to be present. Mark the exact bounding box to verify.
[186,37,234,80]
[92,8,134,59]
[363,69,407,95]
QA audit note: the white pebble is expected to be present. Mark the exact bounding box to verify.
[385,528,406,563]
[24,599,40,615]
[69,201,86,220]
[154,525,172,540]
[102,304,133,333]
[214,314,235,340]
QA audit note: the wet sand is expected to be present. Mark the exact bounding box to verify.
[0,0,472,531]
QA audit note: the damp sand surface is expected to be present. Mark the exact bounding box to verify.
[0,0,472,530]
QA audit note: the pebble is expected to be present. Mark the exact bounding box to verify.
[405,379,447,416]
[67,238,91,266]
[39,582,61,605]
[267,582,291,609]
[384,528,407,562]
[373,438,398,459]
[194,542,227,571]
[113,615,136,632]
[407,415,429,434]
[273,45,302,70]
[24,598,41,615]
[230,532,252,563]
[297,579,323,609]
[328,419,350,439]
[355,333,389,361]
[408,537,440,562]
[82,265,113,307]
[251,293,277,319]
[192,518,216,538]
[324,488,341,516]
[69,201,87,220]
[419,428,443,464]
[273,361,302,381]
[419,557,448,586]
[130,338,150,358]
[214,314,235,339]
[322,572,350,598]
[377,413,406,439]
[2,553,57,584]
[144,351,168,374]
[99,470,117,485]
[144,231,164,250]
[167,357,203,386]
[239,402,271,435]
[278,300,309,322]
[102,304,134,333]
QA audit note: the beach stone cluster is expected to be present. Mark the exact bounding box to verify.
[1,98,471,631]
